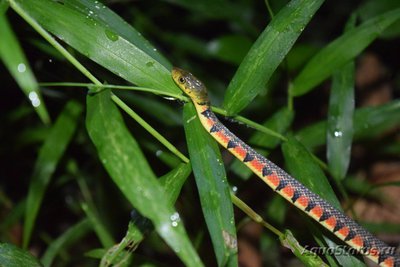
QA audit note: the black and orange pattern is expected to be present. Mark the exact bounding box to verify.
[172,67,399,267]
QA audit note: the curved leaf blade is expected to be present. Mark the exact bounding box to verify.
[327,61,355,181]
[0,13,50,124]
[12,0,177,94]
[23,101,82,248]
[183,104,237,267]
[64,0,170,68]
[223,0,324,115]
[291,8,400,96]
[159,163,192,205]
[41,219,92,267]
[86,90,202,267]
[0,243,43,267]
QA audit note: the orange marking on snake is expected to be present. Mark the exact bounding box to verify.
[250,160,264,173]
[296,195,309,208]
[282,185,294,198]
[233,146,247,159]
[206,119,214,129]
[350,235,364,248]
[337,226,350,238]
[265,174,279,187]
[215,131,229,144]
[383,258,395,267]
[324,216,337,229]
[310,205,323,218]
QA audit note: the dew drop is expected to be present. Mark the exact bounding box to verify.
[170,212,181,227]
[160,222,170,235]
[146,61,155,67]
[17,63,26,73]
[207,41,219,53]
[232,186,238,193]
[155,150,163,157]
[28,91,40,107]
[105,29,119,42]
[333,130,343,137]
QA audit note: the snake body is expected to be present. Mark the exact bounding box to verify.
[172,67,399,267]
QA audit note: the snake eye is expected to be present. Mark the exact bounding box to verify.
[178,77,185,84]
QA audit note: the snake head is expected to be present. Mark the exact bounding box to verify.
[172,67,209,105]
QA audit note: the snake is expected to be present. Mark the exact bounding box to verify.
[171,67,399,267]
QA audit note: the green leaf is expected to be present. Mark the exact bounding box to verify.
[290,8,400,96]
[353,100,400,140]
[0,13,50,124]
[357,0,400,39]
[223,0,324,114]
[11,0,177,94]
[0,0,9,14]
[296,100,400,149]
[0,243,43,267]
[159,163,192,205]
[327,62,355,181]
[41,219,92,267]
[326,16,355,181]
[183,104,237,267]
[64,0,170,68]
[86,90,202,267]
[81,203,114,249]
[23,101,83,248]
[99,163,191,266]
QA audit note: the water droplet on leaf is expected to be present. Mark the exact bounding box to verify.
[146,61,155,67]
[333,130,343,138]
[28,91,40,107]
[17,63,26,73]
[105,29,119,42]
